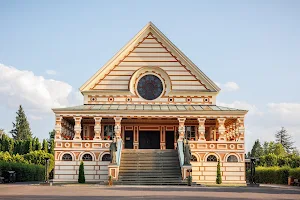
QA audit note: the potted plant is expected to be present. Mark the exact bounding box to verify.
[108,175,113,186]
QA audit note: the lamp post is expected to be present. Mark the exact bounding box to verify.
[45,158,49,183]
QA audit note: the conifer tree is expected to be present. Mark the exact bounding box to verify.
[42,139,48,153]
[49,140,55,155]
[250,139,263,158]
[216,159,222,184]
[78,161,85,183]
[10,105,32,140]
[275,127,294,153]
[34,137,41,150]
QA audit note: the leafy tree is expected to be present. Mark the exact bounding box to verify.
[34,137,41,151]
[216,159,222,184]
[42,139,48,153]
[78,161,85,183]
[262,142,269,155]
[273,143,286,157]
[10,105,32,140]
[275,127,294,153]
[49,140,55,155]
[48,130,55,155]
[249,139,263,158]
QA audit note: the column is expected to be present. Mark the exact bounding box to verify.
[73,116,82,140]
[197,118,206,141]
[114,117,122,139]
[177,118,186,141]
[217,118,226,141]
[93,117,102,140]
[54,116,62,140]
[237,117,245,141]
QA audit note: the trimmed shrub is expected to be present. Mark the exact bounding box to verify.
[23,150,54,173]
[290,168,300,180]
[255,166,291,184]
[0,161,44,181]
[78,161,85,183]
[216,159,222,184]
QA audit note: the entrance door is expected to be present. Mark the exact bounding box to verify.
[139,131,160,149]
[166,131,175,149]
[124,131,133,149]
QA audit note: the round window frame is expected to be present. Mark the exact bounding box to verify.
[135,73,165,101]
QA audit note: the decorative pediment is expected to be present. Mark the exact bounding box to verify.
[80,22,220,93]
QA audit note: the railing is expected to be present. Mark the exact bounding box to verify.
[177,140,184,167]
[116,138,123,166]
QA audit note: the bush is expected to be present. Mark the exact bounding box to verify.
[216,160,222,184]
[255,166,292,184]
[78,161,85,183]
[290,168,300,180]
[23,150,54,173]
[0,161,44,181]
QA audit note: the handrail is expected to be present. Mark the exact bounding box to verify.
[116,138,123,166]
[177,140,184,167]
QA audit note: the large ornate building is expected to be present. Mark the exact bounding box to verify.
[53,22,247,184]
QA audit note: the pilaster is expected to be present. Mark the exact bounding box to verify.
[237,117,245,141]
[54,116,62,140]
[178,118,186,141]
[197,118,206,141]
[114,117,122,139]
[73,116,82,140]
[217,118,226,141]
[93,117,102,140]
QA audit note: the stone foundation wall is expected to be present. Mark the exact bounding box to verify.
[191,161,245,184]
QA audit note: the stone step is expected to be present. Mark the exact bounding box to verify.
[119,167,181,171]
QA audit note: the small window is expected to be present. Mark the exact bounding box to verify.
[227,155,238,162]
[102,154,111,161]
[82,153,93,161]
[62,153,72,161]
[191,155,197,162]
[104,125,114,140]
[207,155,217,162]
[185,126,196,141]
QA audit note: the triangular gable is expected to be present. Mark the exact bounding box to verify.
[80,22,220,92]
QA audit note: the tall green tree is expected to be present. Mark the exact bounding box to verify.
[34,137,41,151]
[249,139,263,158]
[10,105,32,140]
[275,127,294,153]
[42,139,48,153]
[48,130,55,155]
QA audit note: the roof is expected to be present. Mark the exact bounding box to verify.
[79,22,221,92]
[53,104,246,112]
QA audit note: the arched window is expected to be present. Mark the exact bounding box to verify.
[62,153,72,161]
[207,155,217,162]
[191,155,197,162]
[102,154,111,161]
[227,155,238,162]
[82,153,93,161]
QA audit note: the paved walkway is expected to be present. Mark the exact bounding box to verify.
[0,184,300,200]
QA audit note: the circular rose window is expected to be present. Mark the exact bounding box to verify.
[137,75,163,100]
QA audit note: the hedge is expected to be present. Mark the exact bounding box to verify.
[0,161,45,182]
[247,167,300,184]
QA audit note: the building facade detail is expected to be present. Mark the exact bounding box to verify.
[52,22,247,184]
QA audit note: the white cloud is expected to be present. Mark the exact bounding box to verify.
[0,63,82,115]
[216,81,239,92]
[223,82,239,91]
[46,70,57,75]
[218,100,263,116]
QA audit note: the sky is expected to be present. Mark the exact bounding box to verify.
[0,1,300,151]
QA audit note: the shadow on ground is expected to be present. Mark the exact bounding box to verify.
[105,186,300,195]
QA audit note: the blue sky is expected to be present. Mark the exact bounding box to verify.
[0,1,299,151]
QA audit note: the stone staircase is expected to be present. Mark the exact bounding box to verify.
[117,149,185,185]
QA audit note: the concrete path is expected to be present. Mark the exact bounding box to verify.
[0,184,299,200]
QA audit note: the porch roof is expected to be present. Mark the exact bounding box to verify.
[53,104,247,112]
